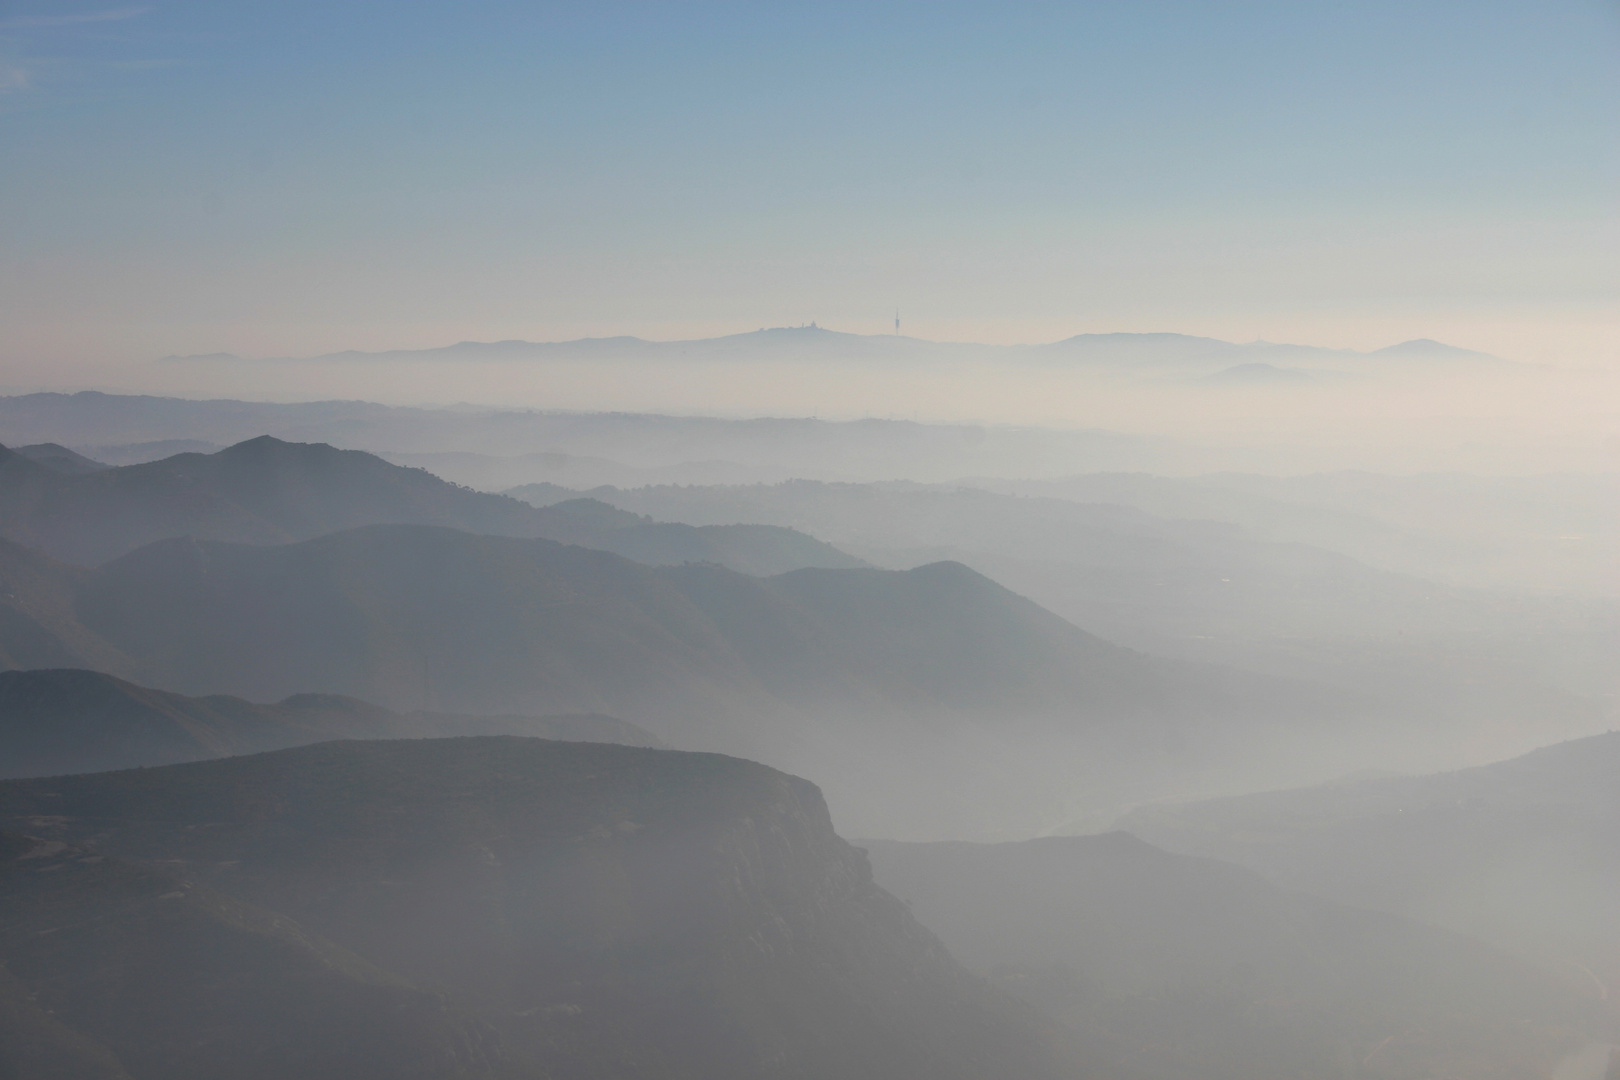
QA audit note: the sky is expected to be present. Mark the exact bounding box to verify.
[1,0,1616,378]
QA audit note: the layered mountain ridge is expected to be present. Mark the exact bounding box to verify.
[0,667,659,780]
[0,436,858,573]
[165,328,1510,372]
[0,521,1355,836]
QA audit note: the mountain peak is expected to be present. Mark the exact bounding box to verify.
[1370,339,1507,363]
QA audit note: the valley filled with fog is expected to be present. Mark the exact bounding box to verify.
[2,1,1614,1073]
[0,334,1614,1076]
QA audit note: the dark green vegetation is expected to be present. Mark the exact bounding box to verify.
[862,833,1606,1080]
[0,668,659,780]
[0,738,1082,1080]
[0,436,857,574]
[0,521,1350,836]
[1120,731,1620,1018]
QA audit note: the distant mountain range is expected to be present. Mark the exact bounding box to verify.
[0,667,659,780]
[0,436,859,573]
[163,327,1513,376]
[0,737,1086,1080]
[0,390,1185,480]
[862,832,1604,1080]
[2,382,1585,484]
[0,521,1352,837]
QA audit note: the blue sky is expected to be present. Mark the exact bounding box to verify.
[1,1,1615,368]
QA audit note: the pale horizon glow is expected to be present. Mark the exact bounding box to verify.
[1,0,1615,389]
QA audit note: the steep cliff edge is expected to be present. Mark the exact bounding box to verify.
[0,738,1083,1079]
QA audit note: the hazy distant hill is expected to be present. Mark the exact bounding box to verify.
[862,833,1602,1080]
[527,496,866,574]
[0,523,1353,836]
[0,667,659,780]
[174,326,1512,375]
[0,436,859,573]
[563,478,1616,772]
[0,389,1181,480]
[1119,731,1620,993]
[983,470,1618,597]
[0,738,1086,1080]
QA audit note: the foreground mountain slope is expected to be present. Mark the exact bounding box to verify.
[0,668,659,780]
[0,960,132,1080]
[0,437,859,574]
[0,830,498,1080]
[1119,731,1620,995]
[862,833,1604,1080]
[0,738,1087,1080]
[0,522,1360,834]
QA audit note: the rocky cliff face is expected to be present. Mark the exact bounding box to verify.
[0,738,1079,1080]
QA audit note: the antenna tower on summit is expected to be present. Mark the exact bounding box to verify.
[895,310,900,336]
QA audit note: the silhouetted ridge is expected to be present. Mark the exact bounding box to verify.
[0,435,861,573]
[12,442,109,474]
[0,667,661,779]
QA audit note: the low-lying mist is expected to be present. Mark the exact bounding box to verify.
[25,327,1618,477]
[0,363,1614,1077]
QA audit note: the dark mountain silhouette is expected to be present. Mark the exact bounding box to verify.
[1119,731,1620,1001]
[12,442,109,474]
[0,667,659,780]
[0,738,1088,1080]
[0,830,497,1080]
[861,833,1603,1080]
[0,436,859,573]
[87,439,223,465]
[0,523,1354,836]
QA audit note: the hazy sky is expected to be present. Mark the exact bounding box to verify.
[2,1,1616,374]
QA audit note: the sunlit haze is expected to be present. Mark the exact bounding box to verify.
[2,1,1616,383]
[0,6,1616,1079]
